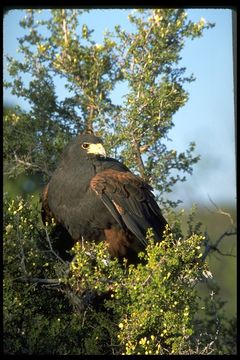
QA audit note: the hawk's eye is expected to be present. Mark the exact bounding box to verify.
[82,143,90,149]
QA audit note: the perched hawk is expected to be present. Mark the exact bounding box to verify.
[41,133,168,263]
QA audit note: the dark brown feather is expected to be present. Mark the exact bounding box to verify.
[90,169,168,247]
[40,133,168,264]
[40,184,55,225]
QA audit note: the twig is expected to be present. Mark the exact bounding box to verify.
[213,230,236,253]
[142,274,152,286]
[18,276,60,287]
[86,105,95,133]
[202,230,236,261]
[207,195,235,226]
[62,9,69,46]
[14,154,40,170]
[44,227,67,265]
[132,137,147,180]
[213,247,236,258]
[201,197,237,261]
[15,214,28,277]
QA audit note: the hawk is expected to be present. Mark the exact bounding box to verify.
[41,133,168,264]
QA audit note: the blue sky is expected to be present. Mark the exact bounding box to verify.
[3,8,236,208]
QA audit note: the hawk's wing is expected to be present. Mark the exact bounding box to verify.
[90,169,168,247]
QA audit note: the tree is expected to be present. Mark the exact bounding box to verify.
[4,8,213,206]
[3,9,236,355]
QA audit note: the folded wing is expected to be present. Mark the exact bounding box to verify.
[90,169,168,247]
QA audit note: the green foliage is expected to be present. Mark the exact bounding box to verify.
[3,195,236,355]
[4,9,214,206]
[3,9,235,356]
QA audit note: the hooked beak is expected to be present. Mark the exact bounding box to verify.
[87,143,106,158]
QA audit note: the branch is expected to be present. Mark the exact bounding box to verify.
[5,153,51,177]
[15,214,29,277]
[207,195,235,226]
[213,247,236,258]
[86,105,95,133]
[44,227,68,265]
[14,154,40,170]
[18,276,60,288]
[61,9,69,46]
[132,137,147,180]
[201,196,237,260]
[202,230,236,261]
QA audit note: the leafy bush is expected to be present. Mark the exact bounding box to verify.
[3,194,235,355]
[3,9,235,355]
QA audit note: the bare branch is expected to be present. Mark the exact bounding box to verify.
[18,276,60,287]
[213,230,236,252]
[132,137,147,180]
[44,227,67,265]
[213,247,236,258]
[200,196,237,261]
[15,215,29,277]
[61,9,69,46]
[202,230,236,261]
[14,153,41,171]
[207,195,235,226]
[86,105,95,133]
[4,153,51,177]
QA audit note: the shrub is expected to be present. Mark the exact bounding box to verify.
[5,194,235,355]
